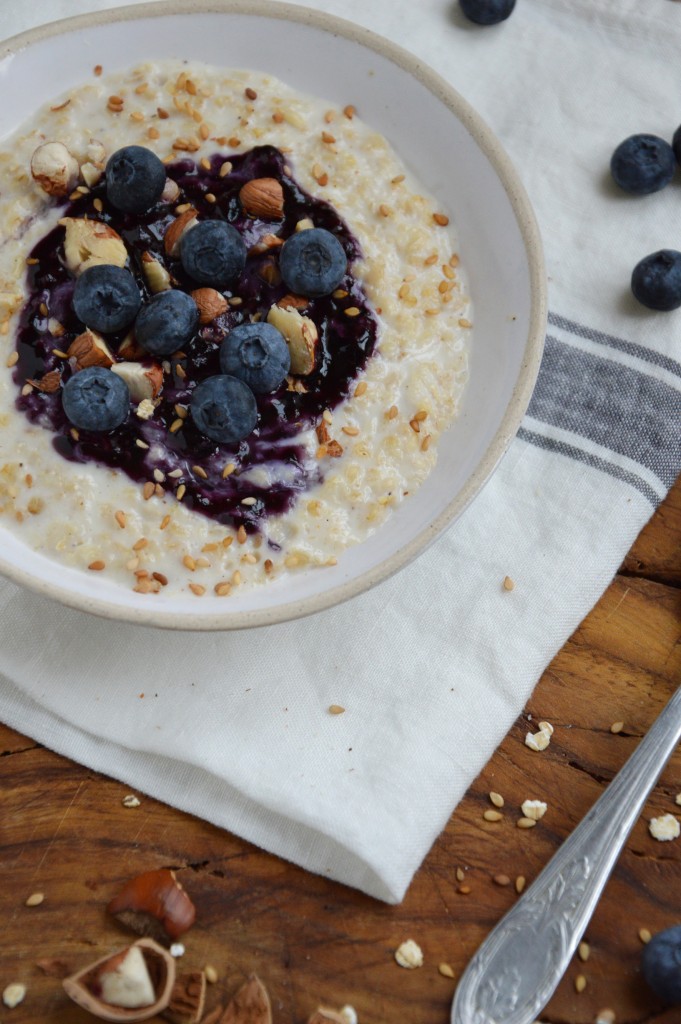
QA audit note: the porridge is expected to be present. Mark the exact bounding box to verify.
[0,60,471,598]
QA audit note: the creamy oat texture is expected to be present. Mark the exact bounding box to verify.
[0,60,471,598]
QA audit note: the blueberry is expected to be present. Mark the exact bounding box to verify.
[610,134,675,195]
[72,265,141,334]
[105,145,167,214]
[641,925,681,1005]
[62,366,130,431]
[631,249,681,311]
[673,124,681,167]
[219,323,290,394]
[190,374,258,444]
[135,290,199,356]
[460,0,516,25]
[279,228,347,298]
[180,220,246,288]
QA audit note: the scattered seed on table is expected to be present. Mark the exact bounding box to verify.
[493,874,511,887]
[610,721,624,734]
[205,965,219,984]
[578,941,590,962]
[503,575,515,591]
[456,868,465,882]
[575,974,587,993]
[515,875,526,893]
[483,810,503,822]
[122,795,141,808]
[458,885,471,895]
[489,791,504,808]
[329,705,345,715]
[517,817,537,829]
[638,927,652,944]
[3,984,26,1009]
[25,892,44,907]
[438,962,455,978]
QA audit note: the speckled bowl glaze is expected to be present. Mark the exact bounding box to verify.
[0,0,546,630]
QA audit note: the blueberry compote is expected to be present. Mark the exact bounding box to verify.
[13,146,378,531]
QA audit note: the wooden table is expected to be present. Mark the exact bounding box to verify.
[3,479,680,1024]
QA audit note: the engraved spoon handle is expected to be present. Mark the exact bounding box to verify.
[452,685,681,1024]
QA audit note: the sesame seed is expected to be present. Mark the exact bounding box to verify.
[386,405,399,420]
[493,874,511,887]
[424,308,440,317]
[133,537,148,551]
[237,525,247,544]
[264,559,273,574]
[222,536,233,549]
[200,157,211,171]
[489,792,504,808]
[409,418,420,433]
[215,582,231,597]
[578,941,590,962]
[329,705,345,715]
[483,810,503,822]
[458,885,471,895]
[6,351,18,368]
[169,418,184,433]
[438,963,455,979]
[143,481,155,500]
[126,557,139,571]
[503,575,515,591]
[639,928,652,944]
[343,104,356,119]
[193,465,208,480]
[379,204,391,217]
[420,434,432,451]
[135,439,150,450]
[515,875,526,893]
[131,111,144,122]
[414,410,428,422]
[189,583,205,596]
[459,317,473,328]
[52,348,68,358]
[205,193,216,204]
[175,364,187,380]
[321,131,336,144]
[595,1011,616,1024]
[115,510,127,529]
[228,136,241,148]
[219,161,233,177]
[342,425,359,436]
[455,867,465,882]
[25,892,45,907]
[222,462,236,478]
[88,560,106,571]
[183,555,196,571]
[322,409,333,424]
[610,721,624,734]
[93,197,104,212]
[195,556,211,568]
[232,570,242,586]
[70,428,80,441]
[242,553,257,564]
[391,174,406,185]
[241,496,257,506]
[153,468,165,483]
[575,975,587,994]
[433,212,449,226]
[517,817,537,829]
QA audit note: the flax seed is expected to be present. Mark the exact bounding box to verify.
[114,510,127,529]
[157,106,169,119]
[386,405,399,420]
[272,111,284,123]
[245,87,258,100]
[343,104,356,119]
[215,582,232,596]
[433,212,449,226]
[458,885,472,895]
[133,537,148,551]
[88,560,106,571]
[205,193,216,203]
[379,204,391,217]
[420,434,431,451]
[442,263,455,280]
[409,419,420,433]
[195,556,211,568]
[94,64,103,76]
[228,136,241,148]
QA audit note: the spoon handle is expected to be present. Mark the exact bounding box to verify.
[452,686,681,1024]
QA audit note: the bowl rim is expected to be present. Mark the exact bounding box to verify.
[0,0,547,631]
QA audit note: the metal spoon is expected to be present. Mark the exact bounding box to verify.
[452,686,681,1024]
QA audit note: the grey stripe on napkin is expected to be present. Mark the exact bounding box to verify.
[520,312,681,506]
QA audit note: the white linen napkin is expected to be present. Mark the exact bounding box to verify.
[1,0,680,904]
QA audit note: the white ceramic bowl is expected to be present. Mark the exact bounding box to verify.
[0,0,546,630]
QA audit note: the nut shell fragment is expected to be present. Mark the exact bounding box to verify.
[162,971,206,1024]
[31,141,79,196]
[239,178,284,219]
[60,217,127,276]
[63,939,175,1023]
[308,1010,347,1024]
[219,974,271,1024]
[266,303,318,375]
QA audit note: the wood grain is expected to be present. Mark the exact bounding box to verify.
[2,479,680,1024]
